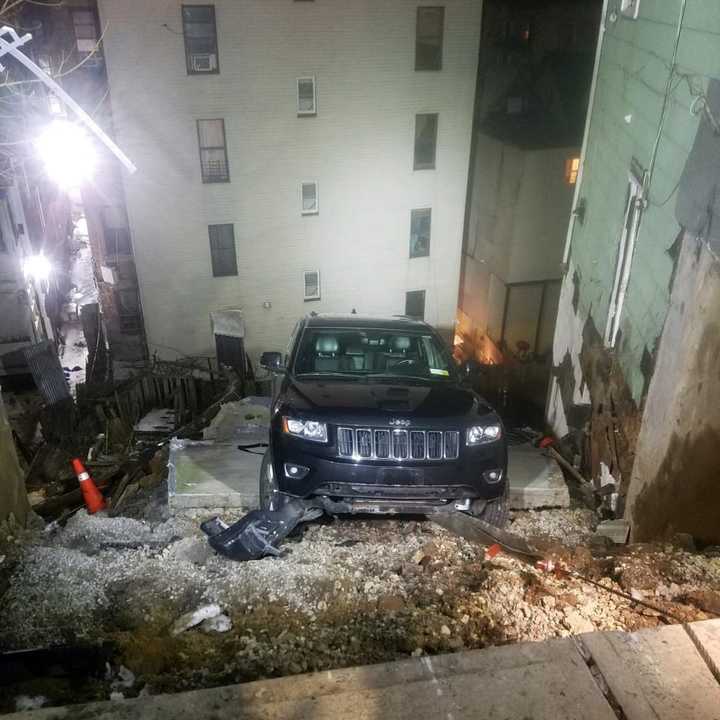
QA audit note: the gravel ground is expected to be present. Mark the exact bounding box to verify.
[1,506,719,712]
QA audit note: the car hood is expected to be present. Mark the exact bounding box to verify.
[279,376,497,424]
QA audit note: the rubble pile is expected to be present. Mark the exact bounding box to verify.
[1,507,719,709]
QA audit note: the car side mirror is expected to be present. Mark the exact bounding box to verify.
[260,351,284,372]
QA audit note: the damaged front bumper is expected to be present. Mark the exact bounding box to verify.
[201,492,476,562]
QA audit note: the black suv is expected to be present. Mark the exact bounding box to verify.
[259,314,508,527]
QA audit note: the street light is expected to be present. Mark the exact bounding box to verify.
[22,253,52,282]
[35,120,97,189]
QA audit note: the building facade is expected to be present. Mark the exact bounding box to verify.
[457,0,598,416]
[96,0,482,362]
[548,0,720,543]
[0,179,64,375]
[17,0,147,369]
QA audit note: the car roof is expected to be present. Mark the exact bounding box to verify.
[304,313,433,332]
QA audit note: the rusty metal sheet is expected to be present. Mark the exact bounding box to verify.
[23,340,71,405]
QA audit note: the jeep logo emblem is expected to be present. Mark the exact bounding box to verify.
[389,419,411,427]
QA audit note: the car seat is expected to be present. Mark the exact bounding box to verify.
[314,336,340,372]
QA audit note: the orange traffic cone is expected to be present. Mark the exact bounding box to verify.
[71,458,106,514]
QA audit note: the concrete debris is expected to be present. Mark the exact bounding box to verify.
[562,609,594,634]
[200,613,233,633]
[2,503,720,710]
[671,532,696,552]
[117,665,136,688]
[14,695,47,712]
[594,519,631,545]
[510,508,598,546]
[202,397,270,442]
[171,603,223,635]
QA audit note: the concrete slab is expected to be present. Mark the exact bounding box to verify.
[581,622,720,720]
[8,637,617,720]
[508,443,570,510]
[202,398,270,442]
[685,618,720,681]
[134,408,175,438]
[168,439,262,510]
[168,430,570,512]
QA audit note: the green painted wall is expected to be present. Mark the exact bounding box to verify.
[569,0,720,401]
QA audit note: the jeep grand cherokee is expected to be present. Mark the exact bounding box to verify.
[259,314,508,527]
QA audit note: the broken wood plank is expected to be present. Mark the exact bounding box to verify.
[580,623,720,720]
[33,488,83,518]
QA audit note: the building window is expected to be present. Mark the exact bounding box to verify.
[301,181,319,215]
[414,113,438,170]
[102,207,131,257]
[208,224,238,277]
[416,7,444,71]
[71,9,100,55]
[182,5,219,74]
[405,290,426,320]
[104,228,131,256]
[566,156,580,185]
[304,270,321,301]
[197,119,229,183]
[297,77,317,115]
[410,208,431,258]
[604,172,643,347]
[117,289,142,334]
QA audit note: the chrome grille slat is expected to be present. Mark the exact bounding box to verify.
[337,427,354,456]
[374,429,390,458]
[357,429,372,458]
[392,429,409,459]
[410,431,425,459]
[444,431,459,459]
[337,427,459,461]
[427,430,443,459]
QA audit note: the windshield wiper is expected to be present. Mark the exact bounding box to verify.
[295,372,362,380]
[364,373,439,381]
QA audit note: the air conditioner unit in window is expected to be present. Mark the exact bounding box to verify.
[191,53,216,72]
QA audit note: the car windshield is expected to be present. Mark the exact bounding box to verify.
[293,328,456,381]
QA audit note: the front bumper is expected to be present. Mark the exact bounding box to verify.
[271,434,507,510]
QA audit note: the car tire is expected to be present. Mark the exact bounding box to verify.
[471,483,509,528]
[259,450,281,511]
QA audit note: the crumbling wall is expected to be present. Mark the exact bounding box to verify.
[0,389,29,525]
[627,234,720,545]
[578,317,642,512]
[547,262,642,512]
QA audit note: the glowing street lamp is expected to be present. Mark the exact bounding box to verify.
[23,253,52,282]
[35,120,97,189]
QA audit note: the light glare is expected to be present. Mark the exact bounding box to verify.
[36,121,97,188]
[23,254,52,282]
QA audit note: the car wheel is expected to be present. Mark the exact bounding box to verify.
[259,450,281,511]
[470,483,509,528]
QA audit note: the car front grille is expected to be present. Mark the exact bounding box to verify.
[337,427,460,461]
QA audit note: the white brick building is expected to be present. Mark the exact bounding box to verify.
[97,0,482,361]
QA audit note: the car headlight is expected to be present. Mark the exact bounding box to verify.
[282,417,328,443]
[466,424,502,445]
